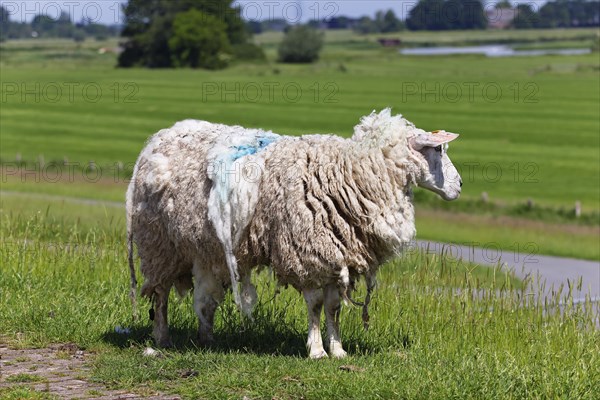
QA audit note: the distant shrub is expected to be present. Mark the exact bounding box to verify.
[232,43,266,61]
[72,31,85,43]
[278,25,324,64]
[118,41,145,68]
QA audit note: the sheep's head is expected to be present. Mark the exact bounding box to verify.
[409,130,462,201]
[353,108,462,201]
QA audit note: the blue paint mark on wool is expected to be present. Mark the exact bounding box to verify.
[230,134,280,162]
[215,132,281,202]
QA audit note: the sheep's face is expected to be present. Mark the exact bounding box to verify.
[410,131,462,201]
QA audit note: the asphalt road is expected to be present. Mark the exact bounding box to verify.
[416,240,600,303]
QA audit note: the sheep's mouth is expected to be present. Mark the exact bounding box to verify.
[439,188,461,201]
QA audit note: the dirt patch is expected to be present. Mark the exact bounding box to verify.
[0,341,179,400]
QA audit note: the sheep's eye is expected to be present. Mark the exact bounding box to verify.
[434,145,442,153]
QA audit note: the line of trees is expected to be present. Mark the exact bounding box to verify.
[2,0,599,69]
[0,6,119,41]
[512,0,600,29]
[118,0,264,69]
[406,0,487,30]
[353,10,405,34]
[246,10,405,35]
[248,1,599,34]
[405,0,599,31]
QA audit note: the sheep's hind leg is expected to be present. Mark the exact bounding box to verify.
[324,284,347,358]
[192,262,224,346]
[303,288,327,359]
[240,272,257,318]
[152,286,173,348]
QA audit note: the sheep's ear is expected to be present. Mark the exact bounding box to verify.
[410,130,459,150]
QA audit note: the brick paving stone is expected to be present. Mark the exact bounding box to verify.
[0,340,181,399]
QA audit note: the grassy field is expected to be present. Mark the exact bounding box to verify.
[254,27,600,47]
[1,209,597,399]
[1,31,599,209]
[1,29,598,259]
[1,28,599,398]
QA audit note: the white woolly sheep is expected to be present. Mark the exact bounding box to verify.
[126,109,462,358]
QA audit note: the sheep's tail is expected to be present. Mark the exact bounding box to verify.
[126,169,139,323]
[342,288,364,307]
[128,228,138,322]
[341,272,375,331]
[361,274,376,331]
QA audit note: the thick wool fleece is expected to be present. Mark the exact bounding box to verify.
[127,109,424,308]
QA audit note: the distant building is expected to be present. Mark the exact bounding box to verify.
[378,38,402,47]
[486,7,516,29]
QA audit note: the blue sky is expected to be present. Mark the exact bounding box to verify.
[1,1,548,24]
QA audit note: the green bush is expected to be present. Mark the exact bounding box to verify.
[72,30,86,43]
[278,25,324,64]
[169,9,231,70]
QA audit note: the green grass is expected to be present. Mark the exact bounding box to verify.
[0,30,598,262]
[0,29,599,398]
[0,194,124,241]
[0,37,120,68]
[2,190,598,260]
[254,27,600,47]
[0,386,57,400]
[93,344,598,399]
[512,40,598,50]
[0,213,597,399]
[1,169,129,202]
[1,34,599,210]
[417,209,600,261]
[5,374,47,384]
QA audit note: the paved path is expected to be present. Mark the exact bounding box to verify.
[0,190,124,208]
[0,342,180,400]
[416,240,600,302]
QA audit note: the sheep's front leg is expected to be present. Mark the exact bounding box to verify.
[324,285,347,358]
[152,286,173,348]
[303,288,327,359]
[192,263,224,346]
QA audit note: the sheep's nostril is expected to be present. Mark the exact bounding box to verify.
[460,180,463,187]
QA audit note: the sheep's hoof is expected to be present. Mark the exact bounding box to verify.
[309,349,329,359]
[330,348,348,359]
